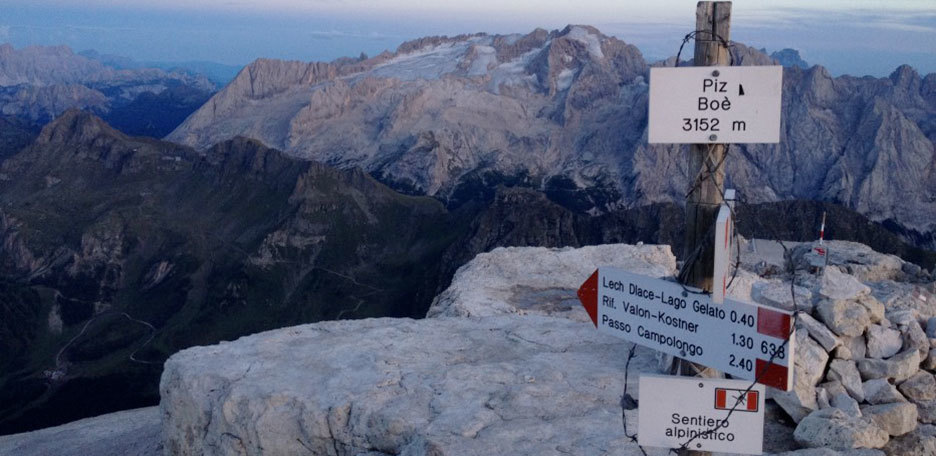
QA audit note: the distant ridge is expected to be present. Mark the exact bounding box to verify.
[167,26,936,248]
[0,44,217,137]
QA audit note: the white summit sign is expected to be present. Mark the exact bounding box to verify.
[648,66,783,144]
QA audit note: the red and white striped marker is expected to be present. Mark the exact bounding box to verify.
[818,211,826,245]
[715,387,760,412]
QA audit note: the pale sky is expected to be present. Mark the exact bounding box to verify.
[2,0,935,76]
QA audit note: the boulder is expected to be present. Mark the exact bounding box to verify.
[882,424,936,456]
[862,379,907,405]
[752,280,814,313]
[770,332,828,422]
[427,244,677,319]
[820,381,848,399]
[830,392,862,417]
[818,267,871,301]
[866,325,903,359]
[801,242,909,283]
[916,400,936,424]
[828,360,865,403]
[857,349,921,382]
[927,317,936,339]
[797,312,841,352]
[898,371,936,402]
[159,315,661,456]
[925,348,936,371]
[857,296,886,325]
[793,408,889,449]
[900,319,929,358]
[861,402,919,436]
[817,299,873,338]
[837,335,868,360]
[772,449,885,456]
[870,282,936,321]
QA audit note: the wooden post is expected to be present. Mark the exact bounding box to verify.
[676,3,731,456]
[683,1,731,290]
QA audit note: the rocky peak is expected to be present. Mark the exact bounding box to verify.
[769,48,810,69]
[730,42,777,66]
[890,64,921,88]
[35,109,123,146]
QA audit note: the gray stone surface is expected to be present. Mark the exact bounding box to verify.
[821,381,849,399]
[831,392,862,417]
[817,299,873,338]
[427,244,677,319]
[771,449,885,456]
[882,424,936,456]
[928,317,936,339]
[901,319,930,358]
[814,243,918,283]
[770,332,828,423]
[818,387,832,409]
[916,399,936,424]
[861,402,919,436]
[160,315,663,456]
[863,379,907,405]
[828,359,866,403]
[819,267,872,302]
[798,312,842,352]
[866,325,903,359]
[857,296,887,326]
[887,310,917,327]
[870,282,936,321]
[925,348,936,371]
[858,349,921,382]
[793,408,889,450]
[899,371,936,402]
[837,335,868,361]
[0,407,161,456]
[753,280,815,313]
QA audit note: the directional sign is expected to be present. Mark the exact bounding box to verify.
[577,268,794,390]
[648,66,783,144]
[638,375,765,454]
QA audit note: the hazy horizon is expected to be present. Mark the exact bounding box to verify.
[3,1,936,77]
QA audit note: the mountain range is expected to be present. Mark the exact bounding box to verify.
[168,25,936,248]
[0,44,217,138]
[1,110,932,434]
[0,25,935,434]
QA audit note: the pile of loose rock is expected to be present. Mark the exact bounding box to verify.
[759,242,936,454]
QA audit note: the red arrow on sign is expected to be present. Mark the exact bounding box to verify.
[577,269,599,327]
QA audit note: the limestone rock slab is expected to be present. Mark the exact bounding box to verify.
[0,407,160,456]
[828,360,865,403]
[898,371,936,402]
[770,332,828,423]
[858,350,921,382]
[160,315,660,456]
[793,408,889,450]
[861,402,919,436]
[819,267,872,302]
[427,244,676,319]
[817,299,872,338]
[866,325,903,359]
[862,379,907,405]
[797,312,842,352]
[882,424,936,456]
